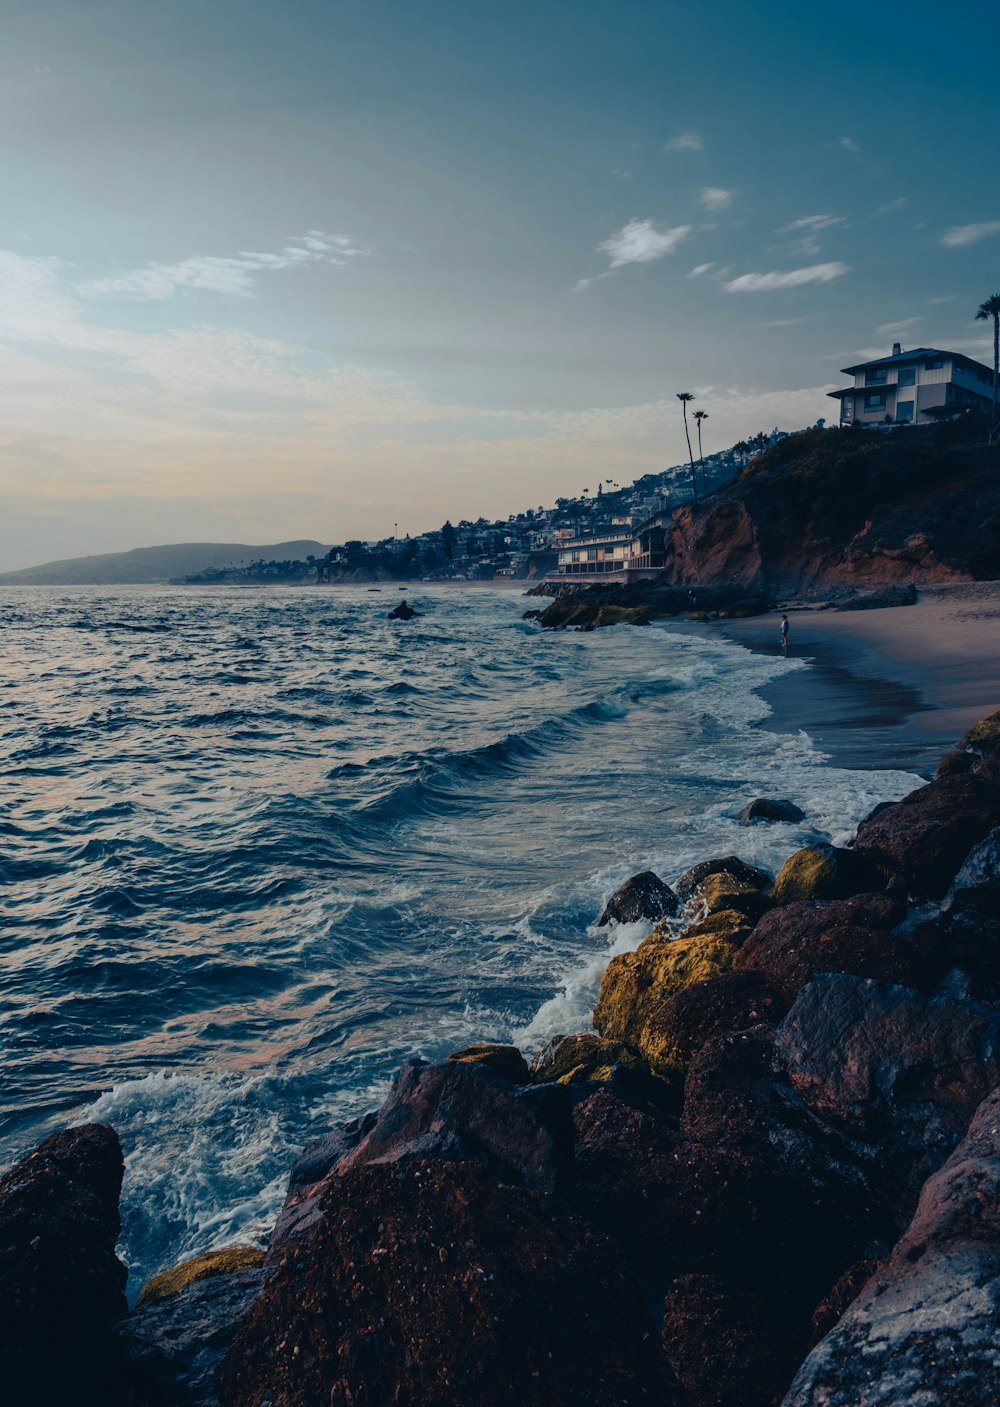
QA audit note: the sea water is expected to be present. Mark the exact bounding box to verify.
[0,585,921,1292]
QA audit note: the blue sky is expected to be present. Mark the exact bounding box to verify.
[1,0,998,567]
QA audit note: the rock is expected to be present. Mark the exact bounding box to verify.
[674,855,773,901]
[772,843,887,903]
[737,798,806,825]
[334,1059,573,1198]
[679,909,759,947]
[597,869,680,925]
[593,932,739,1047]
[530,1032,645,1084]
[854,774,1000,900]
[388,599,419,619]
[640,970,789,1074]
[696,872,775,922]
[774,974,1000,1223]
[783,1086,1000,1406]
[446,1043,530,1083]
[0,1123,128,1402]
[137,1246,266,1308]
[120,1260,267,1407]
[662,1273,804,1407]
[835,583,917,610]
[217,1160,677,1407]
[958,708,1000,784]
[808,1258,881,1346]
[733,894,944,1004]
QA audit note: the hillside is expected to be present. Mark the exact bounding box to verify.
[0,541,329,586]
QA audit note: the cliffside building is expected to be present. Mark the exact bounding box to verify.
[551,513,669,582]
[829,343,995,427]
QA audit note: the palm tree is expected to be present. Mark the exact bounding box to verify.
[693,409,709,494]
[676,393,698,500]
[975,293,1000,443]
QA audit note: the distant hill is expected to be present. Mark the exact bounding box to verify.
[0,541,330,586]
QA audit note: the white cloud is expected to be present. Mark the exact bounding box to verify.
[761,317,808,327]
[83,232,366,300]
[724,262,849,293]
[875,198,907,217]
[598,219,691,269]
[687,262,714,279]
[778,214,844,234]
[876,317,922,335]
[699,187,733,212]
[665,133,702,151]
[942,221,1000,248]
[840,136,860,154]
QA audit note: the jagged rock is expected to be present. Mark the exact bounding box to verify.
[593,932,739,1046]
[835,583,917,610]
[732,894,944,1003]
[0,1124,128,1402]
[137,1247,266,1308]
[674,855,773,901]
[640,970,788,1074]
[736,798,806,825]
[808,1258,882,1346]
[446,1043,530,1083]
[774,974,1000,1223]
[784,1086,1000,1405]
[958,709,1000,784]
[696,872,775,921]
[772,843,887,903]
[217,1160,678,1407]
[530,1032,646,1083]
[334,1059,573,1198]
[597,869,679,925]
[661,1273,804,1407]
[679,909,759,946]
[854,774,1000,899]
[120,1260,267,1407]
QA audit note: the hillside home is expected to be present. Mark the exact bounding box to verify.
[553,512,670,582]
[829,343,994,426]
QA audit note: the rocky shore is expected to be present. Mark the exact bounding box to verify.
[5,710,1000,1406]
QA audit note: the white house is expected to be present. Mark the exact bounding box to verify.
[829,343,995,427]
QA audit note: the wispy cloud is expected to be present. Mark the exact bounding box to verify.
[665,133,703,151]
[597,218,691,269]
[761,316,808,327]
[876,317,922,335]
[778,214,844,234]
[84,232,366,300]
[687,262,714,279]
[840,136,860,154]
[942,221,1000,248]
[699,187,733,212]
[875,197,907,217]
[724,262,849,293]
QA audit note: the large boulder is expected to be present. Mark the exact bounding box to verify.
[936,827,1000,992]
[774,974,1000,1222]
[732,894,944,1004]
[674,856,773,901]
[530,1032,646,1084]
[641,970,789,1074]
[0,1124,128,1402]
[736,798,806,825]
[696,872,775,922]
[784,1086,1000,1406]
[446,1043,530,1083]
[217,1160,677,1407]
[772,844,886,903]
[593,932,738,1046]
[597,869,679,925]
[853,773,1000,900]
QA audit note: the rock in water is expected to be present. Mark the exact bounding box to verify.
[445,1043,531,1083]
[0,1123,127,1402]
[597,869,679,925]
[673,855,773,901]
[217,1160,677,1407]
[736,798,806,825]
[772,843,886,903]
[593,932,739,1046]
[784,1085,1000,1406]
[388,599,419,619]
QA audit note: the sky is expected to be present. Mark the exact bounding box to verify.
[1,0,999,569]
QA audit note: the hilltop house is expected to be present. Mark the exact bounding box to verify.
[552,512,671,582]
[829,343,995,427]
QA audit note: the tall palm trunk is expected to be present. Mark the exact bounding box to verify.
[696,418,708,494]
[677,394,697,500]
[992,311,999,445]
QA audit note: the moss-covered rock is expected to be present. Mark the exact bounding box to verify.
[679,909,758,947]
[696,873,775,921]
[593,933,739,1046]
[772,844,886,903]
[138,1247,266,1309]
[674,855,773,901]
[446,1044,531,1083]
[530,1033,646,1084]
[640,970,788,1075]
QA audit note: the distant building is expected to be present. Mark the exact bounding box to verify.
[553,514,670,582]
[829,343,995,427]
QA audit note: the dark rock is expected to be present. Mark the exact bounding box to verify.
[854,774,1000,900]
[388,599,419,619]
[696,873,775,922]
[267,1115,376,1258]
[119,1261,266,1407]
[737,798,806,825]
[0,1123,128,1402]
[784,1086,1000,1406]
[772,844,887,903]
[680,909,760,947]
[808,1258,882,1346]
[334,1059,574,1198]
[641,970,789,1074]
[598,869,680,925]
[446,1043,530,1083]
[733,894,944,1004]
[774,973,1000,1223]
[217,1160,677,1407]
[662,1273,804,1407]
[530,1032,647,1084]
[138,1247,265,1308]
[835,583,917,610]
[674,855,774,901]
[593,932,739,1047]
[957,709,1000,785]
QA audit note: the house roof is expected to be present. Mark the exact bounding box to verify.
[840,346,994,377]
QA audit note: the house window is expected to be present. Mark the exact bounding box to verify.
[571,551,580,562]
[864,393,887,410]
[896,400,914,422]
[925,359,944,370]
[587,549,597,561]
[865,369,888,385]
[897,368,916,387]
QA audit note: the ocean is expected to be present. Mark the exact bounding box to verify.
[0,585,922,1295]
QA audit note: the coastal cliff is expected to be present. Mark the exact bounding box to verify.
[5,709,1000,1405]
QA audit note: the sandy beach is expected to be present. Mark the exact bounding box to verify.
[694,583,1000,777]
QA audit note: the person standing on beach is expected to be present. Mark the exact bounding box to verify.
[780,614,789,651]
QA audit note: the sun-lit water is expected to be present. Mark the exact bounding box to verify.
[0,584,921,1292]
